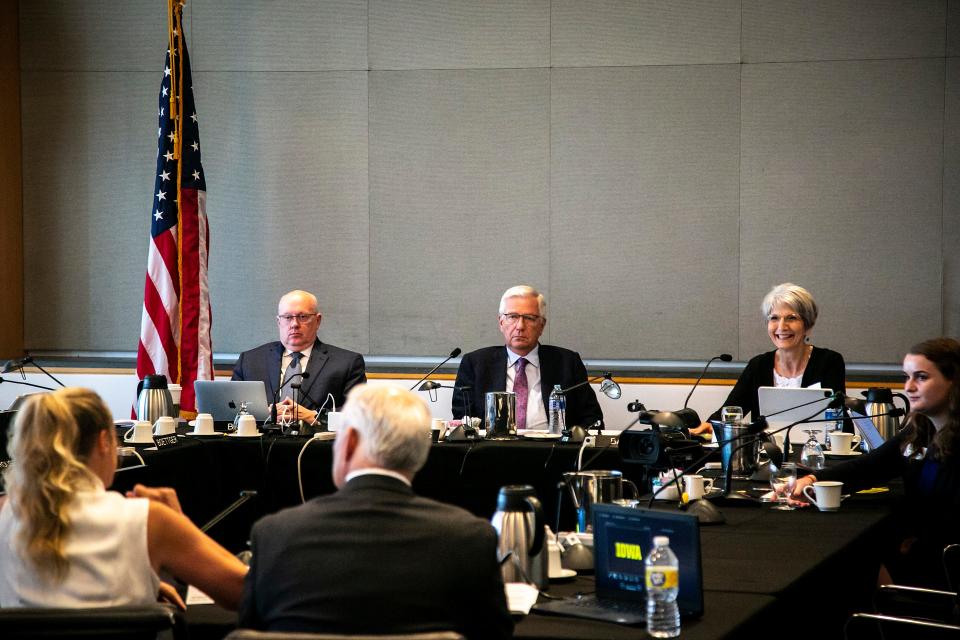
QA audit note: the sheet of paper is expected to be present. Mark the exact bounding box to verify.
[186,585,215,606]
[504,582,539,615]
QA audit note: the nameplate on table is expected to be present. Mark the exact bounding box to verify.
[153,433,180,450]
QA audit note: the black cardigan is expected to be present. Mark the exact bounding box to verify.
[708,346,846,422]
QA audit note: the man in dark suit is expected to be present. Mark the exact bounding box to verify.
[237,385,513,639]
[232,290,365,424]
[453,285,603,429]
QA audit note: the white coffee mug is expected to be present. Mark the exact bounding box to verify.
[829,432,861,452]
[153,416,177,436]
[192,413,215,435]
[683,474,715,500]
[236,414,259,437]
[124,421,154,443]
[802,480,843,511]
[548,539,563,578]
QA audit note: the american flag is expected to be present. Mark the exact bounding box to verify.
[136,1,212,416]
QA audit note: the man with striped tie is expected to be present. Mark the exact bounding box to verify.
[232,290,366,425]
[452,285,603,430]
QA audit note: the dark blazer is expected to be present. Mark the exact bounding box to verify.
[231,338,366,410]
[708,346,846,422]
[452,344,604,428]
[237,474,513,639]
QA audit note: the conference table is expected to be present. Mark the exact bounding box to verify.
[111,428,898,639]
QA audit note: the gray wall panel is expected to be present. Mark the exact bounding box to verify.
[20,0,185,71]
[192,0,367,71]
[551,0,741,67]
[741,59,944,362]
[21,72,157,349]
[949,0,960,57]
[369,0,549,70]
[742,0,945,62]
[195,72,370,354]
[946,59,960,337]
[550,65,741,359]
[369,69,550,354]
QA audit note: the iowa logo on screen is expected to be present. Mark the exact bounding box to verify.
[614,542,642,561]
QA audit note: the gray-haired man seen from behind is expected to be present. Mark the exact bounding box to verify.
[237,384,513,639]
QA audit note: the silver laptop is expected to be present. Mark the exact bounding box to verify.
[758,386,834,444]
[194,380,270,422]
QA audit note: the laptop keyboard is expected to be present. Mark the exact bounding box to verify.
[569,595,646,615]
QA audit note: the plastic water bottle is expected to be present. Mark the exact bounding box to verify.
[645,535,680,638]
[823,408,841,449]
[548,385,566,434]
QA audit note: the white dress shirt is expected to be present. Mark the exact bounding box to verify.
[506,345,547,430]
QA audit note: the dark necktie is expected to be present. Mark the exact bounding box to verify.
[514,357,528,430]
[281,352,302,402]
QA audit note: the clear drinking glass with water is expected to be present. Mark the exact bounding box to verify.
[769,462,797,510]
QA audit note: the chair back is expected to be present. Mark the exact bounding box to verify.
[945,544,960,592]
[0,604,181,639]
[845,612,960,639]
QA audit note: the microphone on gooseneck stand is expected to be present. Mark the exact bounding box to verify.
[683,353,733,410]
[409,348,462,391]
[266,371,311,429]
[2,354,66,388]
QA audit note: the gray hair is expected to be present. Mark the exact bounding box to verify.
[340,384,431,475]
[498,285,546,318]
[761,283,818,329]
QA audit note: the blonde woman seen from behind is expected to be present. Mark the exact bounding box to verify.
[0,388,247,609]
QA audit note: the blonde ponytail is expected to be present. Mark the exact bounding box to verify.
[2,388,112,580]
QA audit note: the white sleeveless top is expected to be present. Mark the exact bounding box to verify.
[0,480,160,607]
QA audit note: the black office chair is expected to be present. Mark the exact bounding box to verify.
[0,604,183,639]
[224,631,464,640]
[945,543,960,592]
[844,612,960,639]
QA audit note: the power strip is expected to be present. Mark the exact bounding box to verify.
[312,431,337,441]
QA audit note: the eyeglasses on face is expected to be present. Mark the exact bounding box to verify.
[500,313,543,325]
[277,313,317,324]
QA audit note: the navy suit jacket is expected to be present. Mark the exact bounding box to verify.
[231,338,366,410]
[452,344,604,428]
[237,474,513,639]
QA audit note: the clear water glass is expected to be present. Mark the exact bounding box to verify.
[769,462,797,510]
[800,429,825,470]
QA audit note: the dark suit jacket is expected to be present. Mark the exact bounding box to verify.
[708,346,846,422]
[452,344,604,428]
[231,338,366,410]
[237,474,513,639]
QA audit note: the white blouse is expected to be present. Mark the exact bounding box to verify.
[0,480,160,607]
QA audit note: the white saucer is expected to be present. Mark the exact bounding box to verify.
[183,432,225,437]
[825,450,862,458]
[227,432,263,438]
[519,431,562,440]
[550,568,577,580]
[123,439,155,445]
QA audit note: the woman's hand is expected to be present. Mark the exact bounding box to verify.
[788,474,817,507]
[126,484,183,514]
[689,422,714,438]
[157,581,186,610]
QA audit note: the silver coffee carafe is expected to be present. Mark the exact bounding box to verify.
[491,485,547,590]
[135,374,175,423]
[862,387,910,443]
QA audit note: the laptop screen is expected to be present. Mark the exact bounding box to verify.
[592,504,704,616]
[194,380,271,422]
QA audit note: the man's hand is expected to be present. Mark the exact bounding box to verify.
[273,398,317,425]
[126,484,183,514]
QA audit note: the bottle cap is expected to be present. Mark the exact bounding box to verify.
[653,535,670,547]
